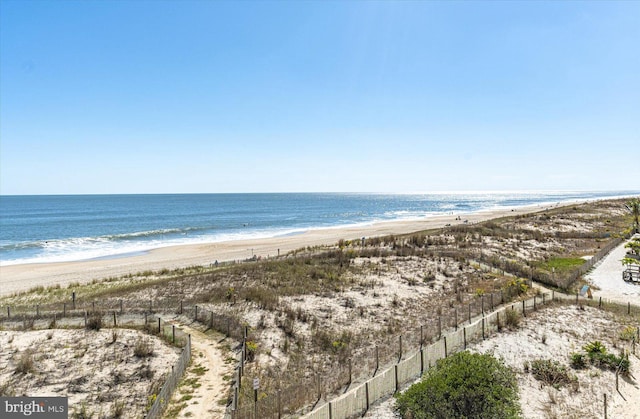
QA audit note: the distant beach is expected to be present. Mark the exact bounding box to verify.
[0,201,610,296]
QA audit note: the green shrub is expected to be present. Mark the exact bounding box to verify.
[529,359,576,389]
[395,351,521,419]
[570,353,586,369]
[619,326,637,342]
[583,340,607,357]
[246,340,257,362]
[590,352,630,375]
[573,341,630,376]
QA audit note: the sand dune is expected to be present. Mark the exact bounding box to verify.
[0,205,543,296]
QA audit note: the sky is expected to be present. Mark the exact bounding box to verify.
[1,1,639,195]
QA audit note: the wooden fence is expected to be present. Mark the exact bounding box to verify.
[301,292,639,419]
[146,334,192,419]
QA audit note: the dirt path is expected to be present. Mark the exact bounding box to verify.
[164,319,235,418]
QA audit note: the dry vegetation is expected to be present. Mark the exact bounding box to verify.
[0,328,179,418]
[0,198,636,418]
[365,302,639,419]
[474,304,638,419]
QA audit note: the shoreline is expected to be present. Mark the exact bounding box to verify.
[0,205,548,296]
[0,197,627,297]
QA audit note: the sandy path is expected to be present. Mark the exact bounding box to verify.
[585,234,640,305]
[0,204,556,296]
[165,319,233,418]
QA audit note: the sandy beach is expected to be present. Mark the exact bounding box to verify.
[0,205,549,297]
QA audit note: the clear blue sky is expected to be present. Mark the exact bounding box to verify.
[1,0,638,195]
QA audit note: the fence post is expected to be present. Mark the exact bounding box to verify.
[374,346,379,376]
[277,389,282,419]
[482,317,485,340]
[394,365,399,393]
[72,291,76,310]
[420,348,424,373]
[195,305,198,321]
[463,327,467,349]
[438,316,442,338]
[443,336,447,358]
[599,297,602,308]
[113,311,117,327]
[348,358,352,384]
[316,373,321,401]
[522,300,526,317]
[420,325,423,349]
[365,382,370,413]
[7,307,10,319]
[454,309,458,330]
[628,302,631,315]
[158,317,161,334]
[84,310,87,327]
[120,299,123,314]
[604,393,607,419]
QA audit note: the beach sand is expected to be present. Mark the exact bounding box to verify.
[0,205,546,297]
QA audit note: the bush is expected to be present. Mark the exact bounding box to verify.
[134,338,154,358]
[529,359,576,389]
[619,326,637,342]
[395,351,521,419]
[86,314,102,331]
[572,341,630,376]
[583,340,606,357]
[504,309,521,329]
[570,353,586,369]
[15,349,35,374]
[245,340,257,362]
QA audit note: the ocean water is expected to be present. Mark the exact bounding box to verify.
[0,191,637,266]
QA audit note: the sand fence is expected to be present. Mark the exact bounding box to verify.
[301,291,639,419]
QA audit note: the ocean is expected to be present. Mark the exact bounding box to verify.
[0,191,637,266]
